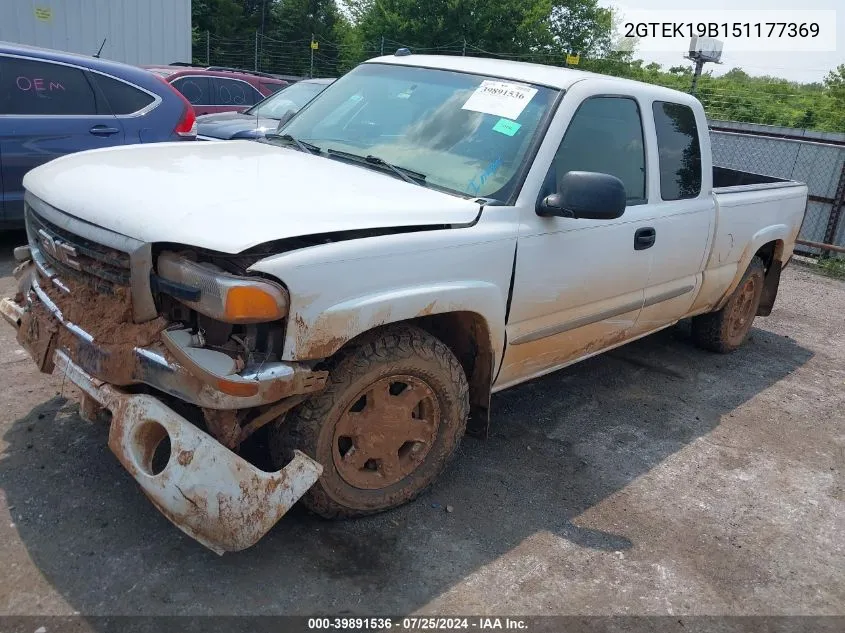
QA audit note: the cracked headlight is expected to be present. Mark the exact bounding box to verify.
[157,252,289,324]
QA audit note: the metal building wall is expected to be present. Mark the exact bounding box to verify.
[0,0,192,66]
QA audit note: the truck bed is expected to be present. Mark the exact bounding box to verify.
[713,166,804,193]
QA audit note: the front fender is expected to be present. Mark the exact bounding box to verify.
[288,281,506,364]
[246,212,517,367]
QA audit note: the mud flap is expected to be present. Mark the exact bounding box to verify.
[55,350,323,554]
[757,258,782,317]
[466,402,491,439]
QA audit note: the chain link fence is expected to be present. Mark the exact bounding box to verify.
[193,32,380,79]
[710,121,845,258]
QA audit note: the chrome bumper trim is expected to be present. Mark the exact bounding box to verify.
[3,274,327,409]
[56,350,323,554]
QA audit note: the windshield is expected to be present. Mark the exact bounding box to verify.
[280,63,558,200]
[247,81,330,119]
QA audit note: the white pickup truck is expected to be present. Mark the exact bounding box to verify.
[2,54,807,554]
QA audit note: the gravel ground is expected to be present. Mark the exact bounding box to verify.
[0,230,842,618]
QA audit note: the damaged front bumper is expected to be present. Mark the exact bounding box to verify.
[1,265,328,553]
[4,263,327,410]
[59,349,322,554]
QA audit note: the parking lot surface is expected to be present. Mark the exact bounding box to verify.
[0,231,842,616]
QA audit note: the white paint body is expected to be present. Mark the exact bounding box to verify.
[22,55,808,393]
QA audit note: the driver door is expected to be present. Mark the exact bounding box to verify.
[496,94,655,388]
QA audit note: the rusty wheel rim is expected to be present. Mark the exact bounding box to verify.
[332,375,441,490]
[728,276,758,340]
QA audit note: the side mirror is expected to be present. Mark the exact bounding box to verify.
[538,171,627,220]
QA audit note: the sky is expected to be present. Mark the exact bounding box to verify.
[599,0,843,83]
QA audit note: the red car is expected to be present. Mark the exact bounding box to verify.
[143,65,289,116]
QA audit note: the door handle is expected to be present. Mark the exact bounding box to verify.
[89,125,120,136]
[634,227,656,250]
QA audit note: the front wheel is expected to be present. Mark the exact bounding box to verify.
[691,256,766,353]
[270,324,469,518]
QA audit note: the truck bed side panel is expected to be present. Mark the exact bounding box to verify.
[690,184,808,315]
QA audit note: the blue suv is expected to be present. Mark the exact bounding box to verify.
[0,42,197,228]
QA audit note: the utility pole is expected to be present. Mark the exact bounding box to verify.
[260,0,266,38]
[260,0,266,65]
[380,36,385,56]
[689,57,705,95]
[254,30,259,71]
[685,37,723,96]
[206,30,210,66]
[310,33,315,78]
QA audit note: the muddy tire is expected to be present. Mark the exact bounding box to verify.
[691,256,766,354]
[270,324,469,518]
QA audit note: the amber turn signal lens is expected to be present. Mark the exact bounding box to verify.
[224,286,285,323]
[215,377,260,397]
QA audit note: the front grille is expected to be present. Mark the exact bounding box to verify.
[26,205,131,294]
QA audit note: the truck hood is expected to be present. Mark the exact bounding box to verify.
[23,141,481,254]
[196,112,278,139]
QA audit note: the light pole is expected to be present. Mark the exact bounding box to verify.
[260,0,266,65]
[686,36,723,96]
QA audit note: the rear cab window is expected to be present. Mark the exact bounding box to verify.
[652,101,702,200]
[0,56,103,115]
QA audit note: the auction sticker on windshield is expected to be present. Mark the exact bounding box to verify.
[462,80,538,120]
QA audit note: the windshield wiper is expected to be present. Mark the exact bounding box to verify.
[326,149,427,186]
[265,133,321,155]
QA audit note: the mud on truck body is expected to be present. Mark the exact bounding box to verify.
[1,54,808,554]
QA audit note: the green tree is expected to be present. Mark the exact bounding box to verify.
[820,64,845,132]
[722,67,750,82]
[267,0,345,76]
[192,0,251,38]
[345,0,556,55]
[824,64,845,97]
[548,0,613,58]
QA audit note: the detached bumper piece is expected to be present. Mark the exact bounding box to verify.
[56,349,323,554]
[1,293,324,554]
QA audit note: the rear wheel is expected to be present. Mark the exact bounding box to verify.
[270,324,469,518]
[691,256,766,353]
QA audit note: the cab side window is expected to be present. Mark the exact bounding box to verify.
[550,96,647,204]
[652,101,702,200]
